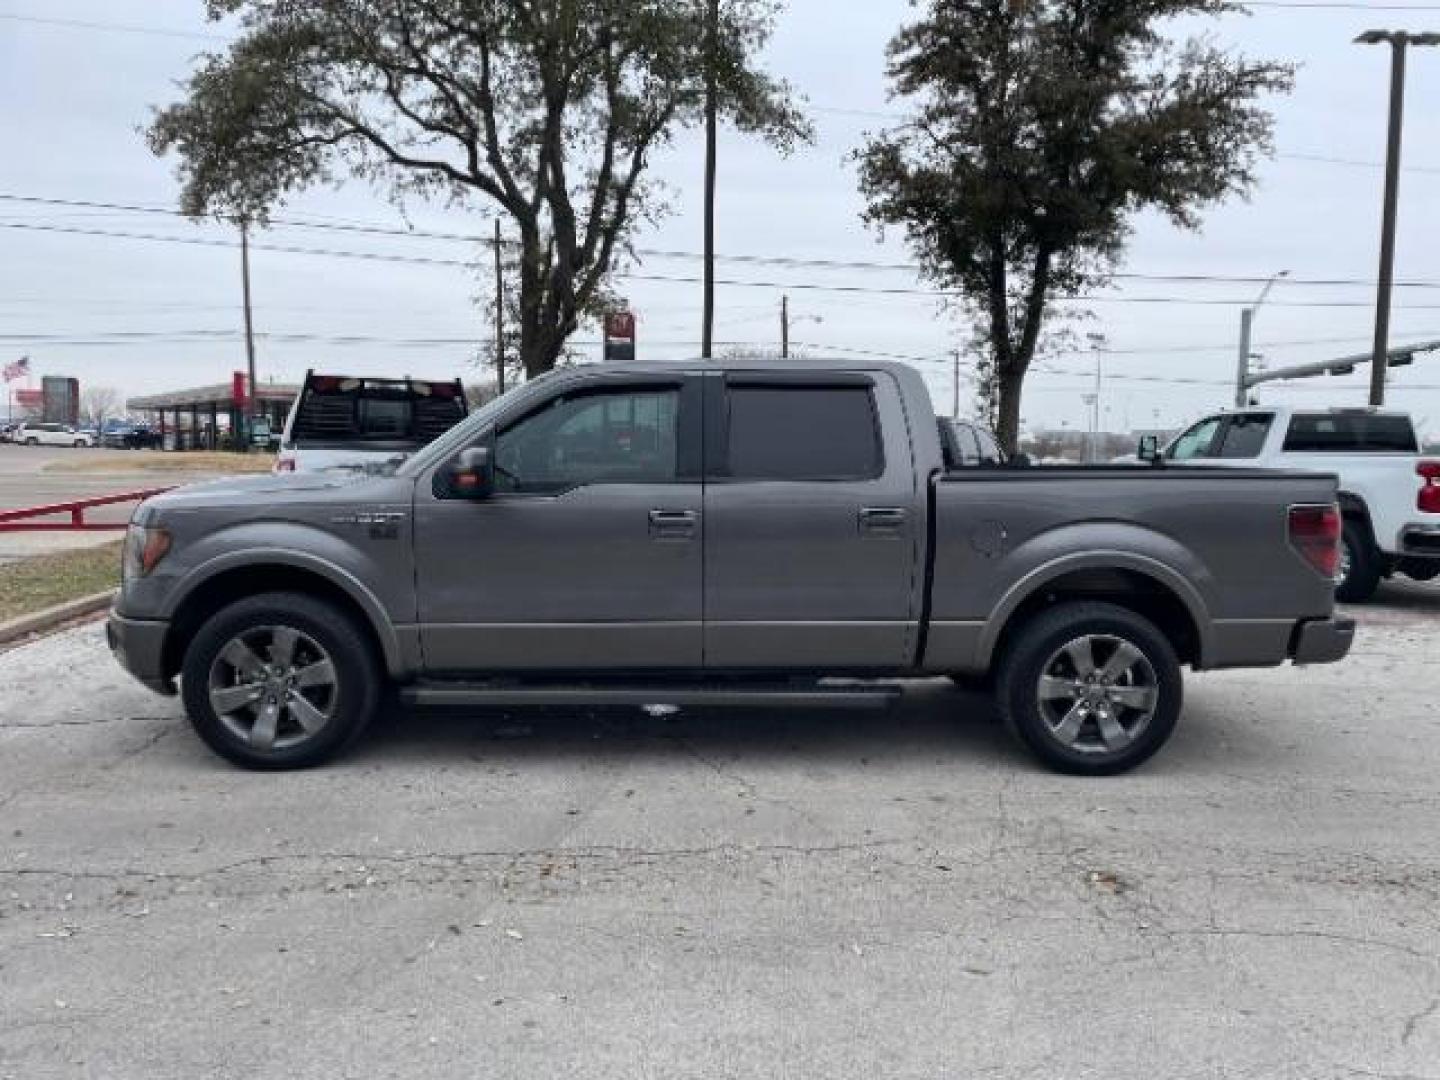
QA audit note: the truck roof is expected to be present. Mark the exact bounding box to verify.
[577,356,920,376]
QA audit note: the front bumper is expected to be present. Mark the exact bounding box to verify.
[106,610,176,695]
[1290,616,1356,666]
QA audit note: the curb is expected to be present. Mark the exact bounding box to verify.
[0,590,116,647]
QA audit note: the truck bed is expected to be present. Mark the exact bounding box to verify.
[923,464,1341,674]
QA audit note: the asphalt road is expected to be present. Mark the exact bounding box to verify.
[0,445,233,563]
[1,585,1439,1079]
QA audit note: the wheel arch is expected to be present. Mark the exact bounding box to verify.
[161,555,406,683]
[980,554,1209,672]
[1337,490,1378,544]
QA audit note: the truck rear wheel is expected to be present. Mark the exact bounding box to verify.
[1335,520,1382,603]
[996,602,1182,776]
[180,592,380,770]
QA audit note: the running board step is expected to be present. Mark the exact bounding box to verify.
[401,683,902,710]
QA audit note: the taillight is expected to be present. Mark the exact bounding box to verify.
[1418,461,1440,514]
[1289,504,1342,579]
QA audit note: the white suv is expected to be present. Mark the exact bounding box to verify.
[15,422,96,448]
[1164,407,1440,600]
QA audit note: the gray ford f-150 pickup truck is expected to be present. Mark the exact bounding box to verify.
[108,359,1354,775]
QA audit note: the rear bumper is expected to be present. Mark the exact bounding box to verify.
[106,610,176,695]
[1289,616,1356,666]
[1398,524,1440,558]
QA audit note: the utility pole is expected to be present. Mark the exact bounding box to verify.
[701,0,718,359]
[781,294,789,359]
[1091,348,1103,463]
[1234,307,1253,408]
[952,350,961,419]
[493,220,506,395]
[1354,31,1440,407]
[240,219,257,447]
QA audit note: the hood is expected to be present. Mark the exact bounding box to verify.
[136,470,382,516]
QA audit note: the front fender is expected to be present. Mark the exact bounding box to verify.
[155,521,411,675]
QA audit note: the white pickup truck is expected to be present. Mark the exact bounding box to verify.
[1164,406,1440,600]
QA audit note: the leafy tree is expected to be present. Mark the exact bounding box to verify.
[856,0,1292,451]
[150,0,808,377]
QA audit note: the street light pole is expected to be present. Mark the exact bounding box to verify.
[1233,269,1288,407]
[1355,30,1440,407]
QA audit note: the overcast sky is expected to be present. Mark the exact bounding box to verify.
[4,0,1440,436]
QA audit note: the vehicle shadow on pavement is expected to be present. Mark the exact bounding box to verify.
[1340,576,1440,622]
[354,681,1024,771]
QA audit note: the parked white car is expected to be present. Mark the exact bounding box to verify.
[1162,406,1440,600]
[15,422,96,448]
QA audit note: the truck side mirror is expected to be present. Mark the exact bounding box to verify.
[449,446,495,498]
[1137,434,1162,464]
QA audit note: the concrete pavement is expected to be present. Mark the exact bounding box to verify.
[1,584,1438,1078]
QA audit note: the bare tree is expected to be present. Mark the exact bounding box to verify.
[81,386,123,429]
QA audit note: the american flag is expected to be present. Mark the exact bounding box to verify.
[2,356,30,382]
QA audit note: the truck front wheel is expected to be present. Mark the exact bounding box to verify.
[995,602,1183,776]
[180,592,381,770]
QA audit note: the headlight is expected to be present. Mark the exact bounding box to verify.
[123,524,172,581]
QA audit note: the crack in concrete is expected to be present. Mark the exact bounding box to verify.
[1158,926,1437,964]
[0,714,173,731]
[1402,993,1440,1046]
[0,835,924,888]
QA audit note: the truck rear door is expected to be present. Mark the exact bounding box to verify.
[701,371,923,669]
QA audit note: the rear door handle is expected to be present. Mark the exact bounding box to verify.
[649,508,698,539]
[858,507,908,533]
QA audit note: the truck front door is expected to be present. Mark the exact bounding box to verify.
[701,372,922,669]
[413,374,704,672]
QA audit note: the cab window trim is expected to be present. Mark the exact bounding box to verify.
[433,376,701,500]
[706,376,887,483]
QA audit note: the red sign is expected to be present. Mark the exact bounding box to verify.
[604,311,635,340]
[14,389,42,408]
[232,371,249,408]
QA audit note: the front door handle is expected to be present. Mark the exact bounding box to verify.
[858,507,908,533]
[649,508,698,539]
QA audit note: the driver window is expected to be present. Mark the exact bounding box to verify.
[1167,416,1223,460]
[493,386,680,493]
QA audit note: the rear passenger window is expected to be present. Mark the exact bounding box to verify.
[1215,413,1273,458]
[724,385,882,480]
[1283,414,1418,453]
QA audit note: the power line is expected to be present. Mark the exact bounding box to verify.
[21,218,1440,309]
[12,194,1440,296]
[0,12,227,41]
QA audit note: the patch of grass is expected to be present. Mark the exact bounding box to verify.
[0,540,124,623]
[43,452,273,475]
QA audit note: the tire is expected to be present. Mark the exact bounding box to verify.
[73,440,85,448]
[24,437,38,446]
[180,591,381,770]
[995,601,1183,776]
[1335,519,1382,603]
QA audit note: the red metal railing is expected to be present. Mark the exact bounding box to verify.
[0,488,173,532]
